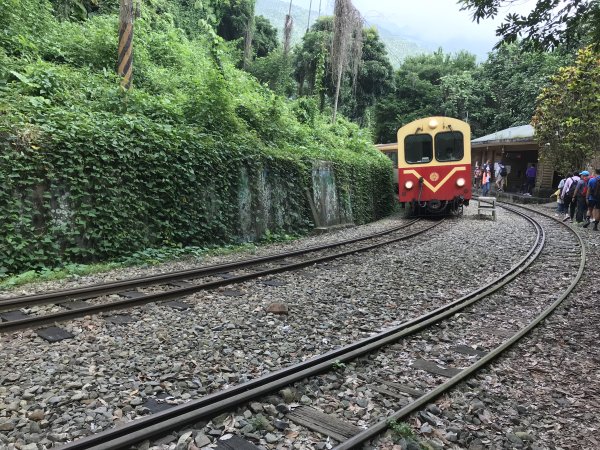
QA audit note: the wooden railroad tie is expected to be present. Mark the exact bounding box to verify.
[287,406,362,442]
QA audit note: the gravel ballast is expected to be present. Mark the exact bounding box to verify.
[2,203,594,449]
[374,203,600,450]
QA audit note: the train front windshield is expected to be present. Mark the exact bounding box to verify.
[404,135,433,164]
[435,131,464,162]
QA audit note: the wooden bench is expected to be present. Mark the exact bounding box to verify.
[477,196,497,220]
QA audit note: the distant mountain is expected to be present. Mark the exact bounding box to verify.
[255,0,429,67]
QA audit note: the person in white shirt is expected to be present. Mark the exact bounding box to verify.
[495,162,506,192]
[561,171,581,223]
[556,175,566,214]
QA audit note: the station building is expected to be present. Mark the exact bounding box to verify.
[471,124,557,196]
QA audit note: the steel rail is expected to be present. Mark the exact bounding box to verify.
[334,201,585,449]
[0,220,421,311]
[0,220,441,333]
[57,209,542,450]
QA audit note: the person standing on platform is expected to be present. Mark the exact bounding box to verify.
[556,175,567,214]
[525,164,536,195]
[482,160,492,196]
[473,163,482,189]
[495,161,507,192]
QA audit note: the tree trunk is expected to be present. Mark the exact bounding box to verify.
[243,12,255,70]
[283,0,294,56]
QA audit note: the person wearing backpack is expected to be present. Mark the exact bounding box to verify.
[495,161,507,192]
[573,171,589,224]
[583,168,600,230]
[561,171,580,223]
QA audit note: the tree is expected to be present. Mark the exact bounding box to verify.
[213,2,280,67]
[216,0,254,42]
[253,15,278,58]
[459,0,600,50]
[248,50,296,96]
[373,50,478,143]
[533,46,600,172]
[293,17,393,125]
[294,16,333,98]
[474,42,569,135]
[331,0,362,122]
[283,0,293,56]
[343,26,394,125]
[440,71,481,128]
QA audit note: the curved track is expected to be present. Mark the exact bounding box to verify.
[335,202,585,448]
[55,203,585,450]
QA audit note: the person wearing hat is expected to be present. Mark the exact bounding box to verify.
[573,170,590,224]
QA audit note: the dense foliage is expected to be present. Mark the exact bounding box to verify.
[293,17,394,126]
[533,46,600,173]
[373,50,478,142]
[0,0,393,276]
[473,43,569,135]
[372,44,571,143]
[2,0,597,277]
[459,0,600,50]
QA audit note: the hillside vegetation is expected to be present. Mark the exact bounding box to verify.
[0,0,393,276]
[254,0,428,66]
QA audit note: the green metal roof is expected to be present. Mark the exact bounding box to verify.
[472,124,535,146]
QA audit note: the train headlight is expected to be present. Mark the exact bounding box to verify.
[405,180,414,190]
[456,178,466,187]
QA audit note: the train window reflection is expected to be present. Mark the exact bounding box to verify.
[435,131,464,162]
[404,135,433,164]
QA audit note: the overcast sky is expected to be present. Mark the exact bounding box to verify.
[313,0,538,60]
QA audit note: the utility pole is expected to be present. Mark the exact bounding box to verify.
[307,0,312,31]
[118,0,135,89]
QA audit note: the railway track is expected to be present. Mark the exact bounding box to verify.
[336,203,585,448]
[54,203,584,449]
[0,218,440,333]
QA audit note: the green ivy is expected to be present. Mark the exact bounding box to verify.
[0,0,394,277]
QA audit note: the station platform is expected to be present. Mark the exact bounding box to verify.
[474,188,550,205]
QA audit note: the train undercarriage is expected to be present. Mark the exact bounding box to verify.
[405,196,469,216]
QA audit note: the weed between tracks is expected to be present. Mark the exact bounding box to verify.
[388,419,430,449]
[332,359,347,371]
[388,420,416,439]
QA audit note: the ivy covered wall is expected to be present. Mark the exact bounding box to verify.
[0,0,394,276]
[0,108,393,275]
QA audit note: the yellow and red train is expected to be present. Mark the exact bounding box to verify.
[378,116,472,215]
